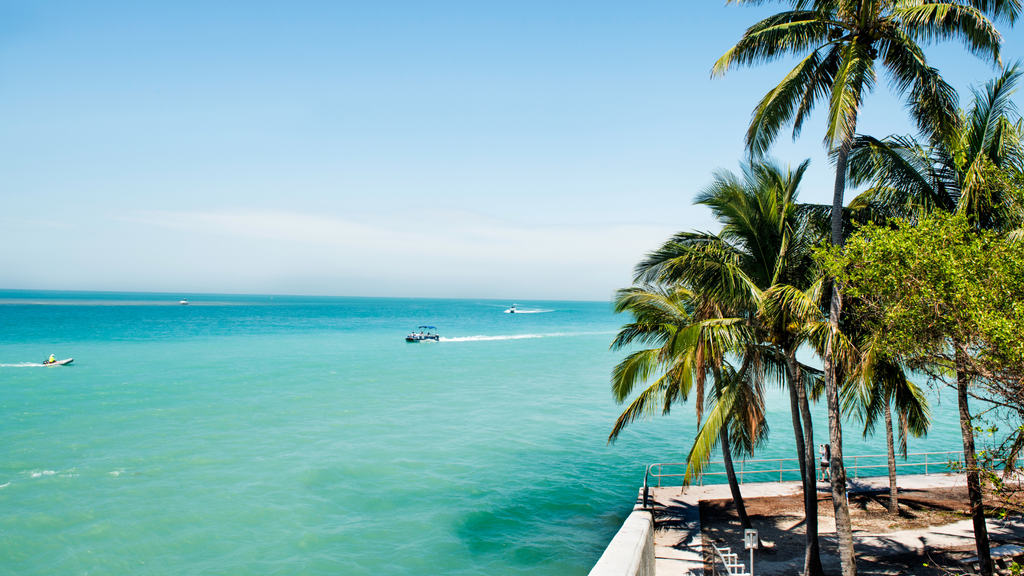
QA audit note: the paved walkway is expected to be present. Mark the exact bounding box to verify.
[647,488,703,576]
[645,473,1012,576]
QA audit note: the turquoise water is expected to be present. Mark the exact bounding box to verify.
[1,290,971,575]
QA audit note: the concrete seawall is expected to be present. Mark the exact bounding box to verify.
[587,506,655,576]
[589,473,974,576]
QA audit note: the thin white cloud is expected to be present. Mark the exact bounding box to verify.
[7,207,709,299]
[118,208,684,267]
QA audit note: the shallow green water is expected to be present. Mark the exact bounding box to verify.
[0,291,971,574]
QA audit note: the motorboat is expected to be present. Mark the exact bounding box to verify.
[504,304,517,313]
[43,358,73,366]
[406,326,440,342]
[179,299,189,305]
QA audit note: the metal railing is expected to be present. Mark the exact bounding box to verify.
[639,450,1024,508]
[642,450,968,504]
[711,542,749,576]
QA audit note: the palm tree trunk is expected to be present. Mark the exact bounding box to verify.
[825,130,858,576]
[883,401,899,514]
[956,346,993,576]
[785,347,825,576]
[720,425,754,531]
[788,373,808,485]
[712,363,754,532]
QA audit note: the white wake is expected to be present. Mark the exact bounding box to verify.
[440,331,612,342]
[0,363,45,367]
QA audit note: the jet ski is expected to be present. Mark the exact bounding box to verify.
[43,358,73,366]
[504,304,517,313]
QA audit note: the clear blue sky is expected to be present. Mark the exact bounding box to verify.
[2,1,1020,300]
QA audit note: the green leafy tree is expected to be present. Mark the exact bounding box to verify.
[714,4,1017,574]
[819,212,1024,576]
[844,65,1024,567]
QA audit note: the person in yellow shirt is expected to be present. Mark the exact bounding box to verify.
[47,354,55,364]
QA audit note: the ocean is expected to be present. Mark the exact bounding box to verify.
[0,290,972,575]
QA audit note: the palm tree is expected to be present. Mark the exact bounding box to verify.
[714,4,1016,574]
[844,64,1024,574]
[607,284,761,531]
[635,160,830,576]
[760,283,832,576]
[847,63,1024,228]
[842,329,932,515]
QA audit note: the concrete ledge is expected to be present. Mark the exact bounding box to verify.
[588,509,655,576]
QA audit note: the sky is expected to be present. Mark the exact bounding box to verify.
[1,1,1021,301]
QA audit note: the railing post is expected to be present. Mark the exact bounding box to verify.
[925,453,928,476]
[643,465,650,509]
[779,459,783,483]
[741,460,745,485]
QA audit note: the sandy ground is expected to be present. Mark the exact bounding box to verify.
[700,486,1008,576]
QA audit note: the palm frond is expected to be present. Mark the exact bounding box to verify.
[879,28,960,143]
[824,42,875,149]
[966,0,1022,25]
[713,11,834,78]
[896,3,1004,65]
[611,349,670,402]
[745,48,837,157]
[608,370,685,443]
[965,61,1023,171]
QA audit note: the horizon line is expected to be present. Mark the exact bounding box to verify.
[0,287,612,304]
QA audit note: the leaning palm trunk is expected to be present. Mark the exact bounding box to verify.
[785,348,825,576]
[713,364,754,531]
[720,425,753,531]
[956,346,993,576]
[826,135,857,576]
[883,403,899,514]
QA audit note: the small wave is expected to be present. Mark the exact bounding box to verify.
[440,331,612,342]
[29,471,55,478]
[0,482,9,489]
[0,363,45,367]
[0,299,250,306]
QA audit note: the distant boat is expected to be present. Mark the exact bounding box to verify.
[406,325,440,342]
[504,304,517,313]
[43,358,73,366]
[179,299,189,305]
